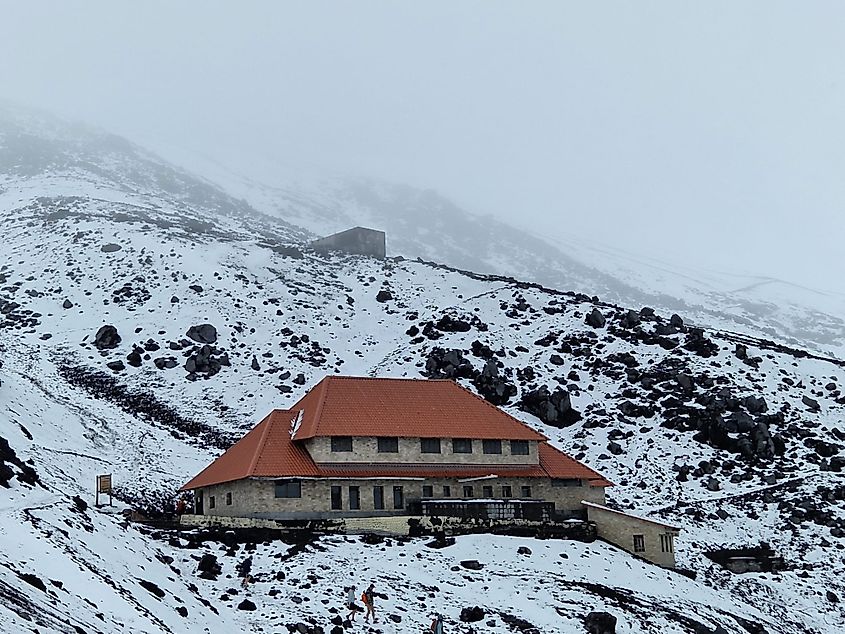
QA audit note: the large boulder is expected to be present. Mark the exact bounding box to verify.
[186,324,218,345]
[460,606,485,622]
[472,359,516,405]
[520,386,582,428]
[584,611,617,634]
[94,325,121,350]
[585,308,606,328]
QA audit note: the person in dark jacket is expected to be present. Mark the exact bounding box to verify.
[363,583,377,623]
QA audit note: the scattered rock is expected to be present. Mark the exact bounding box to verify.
[376,290,393,303]
[186,323,218,345]
[585,308,606,328]
[584,611,616,634]
[94,325,121,350]
[460,606,485,623]
[100,243,122,253]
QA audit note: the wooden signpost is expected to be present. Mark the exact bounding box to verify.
[96,474,113,507]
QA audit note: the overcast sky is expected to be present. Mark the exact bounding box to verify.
[2,2,843,292]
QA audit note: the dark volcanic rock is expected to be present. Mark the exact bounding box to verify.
[585,308,606,328]
[424,347,475,380]
[94,325,121,350]
[584,611,616,634]
[376,290,393,303]
[802,395,821,411]
[62,299,73,309]
[106,360,125,372]
[520,386,582,428]
[197,553,222,580]
[460,606,485,622]
[186,323,218,344]
[460,560,484,570]
[100,243,122,253]
[237,599,257,611]
[472,359,516,405]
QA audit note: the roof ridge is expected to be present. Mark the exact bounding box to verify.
[450,380,548,441]
[324,375,452,382]
[309,377,332,436]
[246,412,277,476]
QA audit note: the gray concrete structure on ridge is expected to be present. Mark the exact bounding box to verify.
[310,226,386,260]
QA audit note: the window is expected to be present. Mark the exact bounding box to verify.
[520,485,532,498]
[452,439,473,454]
[373,486,385,510]
[510,440,530,455]
[225,492,232,505]
[482,439,502,454]
[660,534,674,553]
[331,485,342,510]
[422,485,434,498]
[501,485,512,498]
[275,479,302,498]
[482,485,493,497]
[331,436,353,452]
[442,485,451,497]
[633,534,646,553]
[349,486,360,510]
[421,438,441,454]
[377,437,399,453]
[209,495,216,509]
[463,485,474,497]
[393,486,405,509]
[552,478,582,487]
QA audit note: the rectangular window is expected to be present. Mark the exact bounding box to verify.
[421,438,441,454]
[225,492,232,505]
[422,485,434,498]
[510,440,530,455]
[482,485,493,497]
[393,486,404,509]
[349,486,360,510]
[377,437,399,453]
[442,485,451,497]
[331,436,353,452]
[331,485,343,510]
[520,485,532,498]
[633,534,646,553]
[373,486,385,510]
[209,495,215,509]
[660,534,674,553]
[452,439,473,454]
[463,485,474,497]
[275,479,302,498]
[501,485,512,498]
[482,439,502,454]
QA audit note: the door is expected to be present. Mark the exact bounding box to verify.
[196,490,204,515]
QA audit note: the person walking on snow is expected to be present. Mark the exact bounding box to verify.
[363,583,377,623]
[344,585,358,622]
[429,613,444,633]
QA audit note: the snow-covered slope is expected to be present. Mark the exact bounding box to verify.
[167,150,845,359]
[1,110,844,633]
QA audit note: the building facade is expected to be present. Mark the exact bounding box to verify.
[181,376,679,567]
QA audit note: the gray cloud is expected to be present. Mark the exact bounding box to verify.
[1,1,843,292]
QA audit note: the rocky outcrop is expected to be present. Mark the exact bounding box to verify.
[520,386,582,427]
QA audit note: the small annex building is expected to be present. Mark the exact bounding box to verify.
[310,226,386,260]
[181,376,679,567]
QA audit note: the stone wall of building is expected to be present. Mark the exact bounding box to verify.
[197,475,605,520]
[304,436,538,465]
[584,504,677,568]
[310,227,386,260]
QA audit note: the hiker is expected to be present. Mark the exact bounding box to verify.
[363,583,377,623]
[175,497,187,515]
[241,573,252,589]
[429,613,444,634]
[344,585,358,622]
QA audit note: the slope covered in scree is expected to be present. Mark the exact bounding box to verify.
[0,112,843,632]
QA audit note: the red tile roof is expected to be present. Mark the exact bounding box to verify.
[289,376,546,441]
[180,377,611,490]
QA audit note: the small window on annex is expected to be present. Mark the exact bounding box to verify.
[452,439,473,454]
[633,534,646,553]
[482,485,493,497]
[422,485,434,498]
[501,485,512,498]
[349,486,361,510]
[510,440,530,455]
[373,486,385,510]
[520,485,532,497]
[660,534,674,553]
[377,437,399,453]
[225,492,232,505]
[462,485,474,497]
[442,485,452,497]
[331,436,353,452]
[482,439,502,454]
[421,438,441,454]
[331,485,343,510]
[275,479,302,498]
[209,495,216,509]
